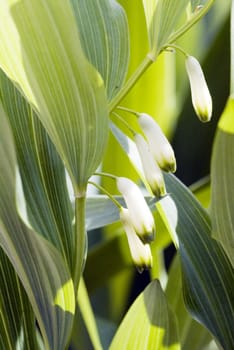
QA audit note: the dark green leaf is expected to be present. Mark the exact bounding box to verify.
[158,174,234,349]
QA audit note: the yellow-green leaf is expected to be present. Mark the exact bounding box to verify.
[110,280,180,350]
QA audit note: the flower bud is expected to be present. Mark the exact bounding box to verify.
[117,177,155,243]
[134,133,166,197]
[185,55,212,122]
[120,208,153,272]
[138,113,176,172]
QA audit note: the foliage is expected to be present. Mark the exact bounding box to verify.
[0,0,233,349]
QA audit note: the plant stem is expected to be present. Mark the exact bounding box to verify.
[88,181,122,209]
[162,44,188,57]
[231,0,234,95]
[108,55,154,112]
[73,195,86,293]
[111,112,136,135]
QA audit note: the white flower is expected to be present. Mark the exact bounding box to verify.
[117,177,155,242]
[185,55,212,122]
[134,133,166,197]
[138,113,176,172]
[120,208,153,272]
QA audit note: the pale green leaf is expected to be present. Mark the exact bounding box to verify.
[211,97,234,266]
[0,104,75,350]
[110,280,180,350]
[158,174,234,349]
[71,0,129,101]
[0,0,108,193]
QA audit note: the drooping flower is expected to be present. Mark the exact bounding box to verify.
[117,177,155,243]
[138,113,176,172]
[185,55,212,122]
[134,133,166,197]
[120,207,153,272]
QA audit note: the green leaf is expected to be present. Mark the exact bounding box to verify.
[142,0,188,55]
[0,249,37,350]
[0,104,75,350]
[0,0,108,193]
[211,97,234,267]
[166,254,215,350]
[71,0,129,101]
[142,0,215,56]
[109,280,180,350]
[0,70,75,271]
[158,174,234,349]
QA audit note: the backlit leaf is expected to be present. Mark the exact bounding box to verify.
[110,280,180,350]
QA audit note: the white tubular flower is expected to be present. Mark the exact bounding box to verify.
[120,208,153,272]
[138,113,176,172]
[134,133,166,197]
[117,177,155,243]
[185,55,212,122]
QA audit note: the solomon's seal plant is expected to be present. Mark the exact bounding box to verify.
[0,1,233,349]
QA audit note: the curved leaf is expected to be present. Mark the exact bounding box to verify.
[0,70,75,271]
[110,280,180,350]
[0,0,108,193]
[211,97,234,267]
[71,0,129,101]
[0,104,75,350]
[158,174,234,349]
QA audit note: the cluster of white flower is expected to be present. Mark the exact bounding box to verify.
[116,113,177,272]
[112,55,212,272]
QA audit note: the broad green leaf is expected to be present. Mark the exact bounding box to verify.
[0,0,108,194]
[110,280,180,350]
[71,0,129,101]
[0,104,75,349]
[0,249,37,350]
[142,0,214,57]
[158,174,234,349]
[166,254,215,350]
[0,70,75,271]
[211,97,234,266]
